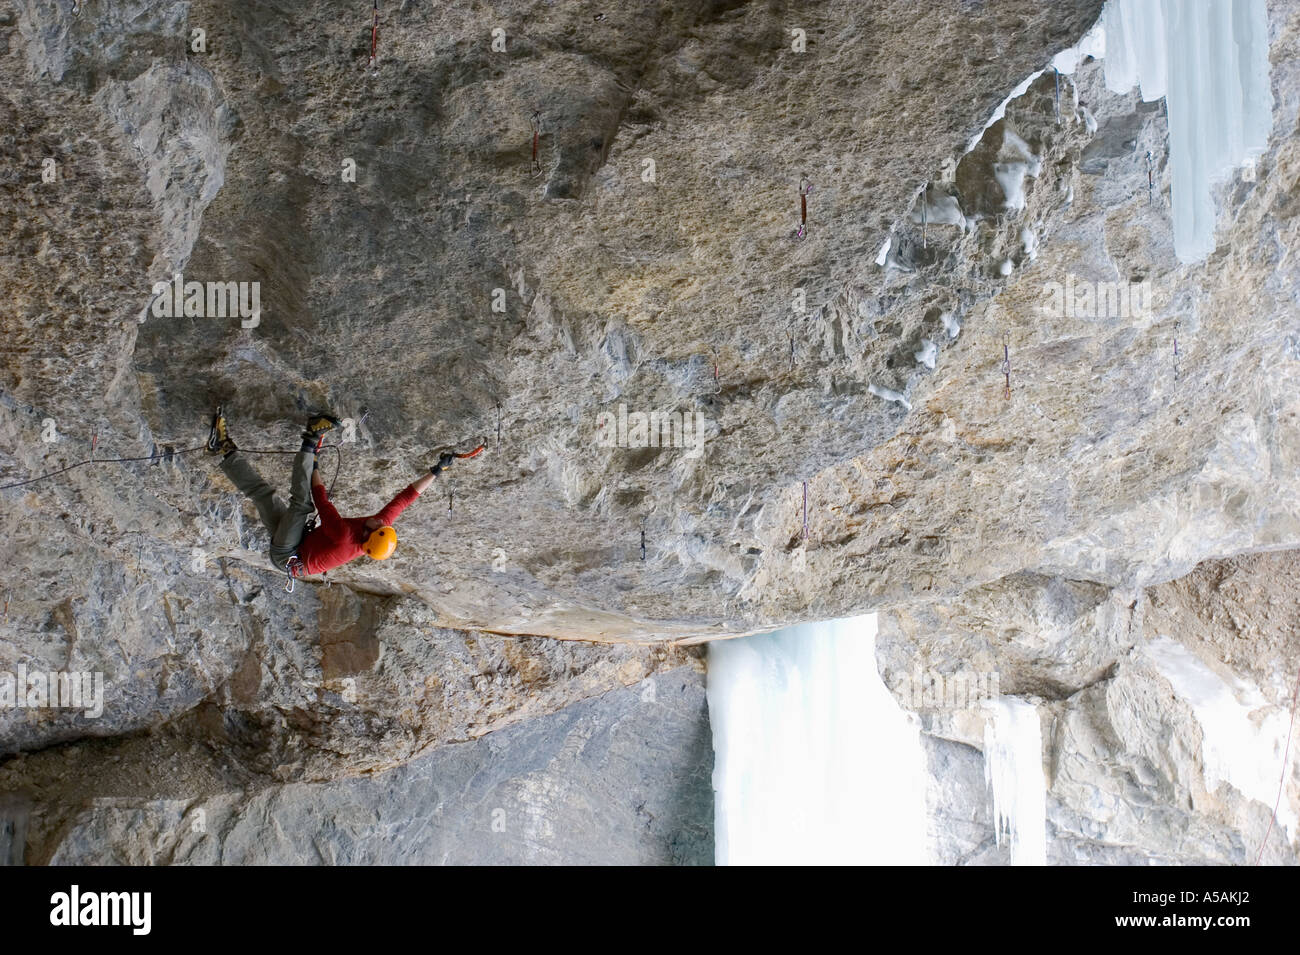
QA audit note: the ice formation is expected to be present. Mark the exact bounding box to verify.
[990,129,1042,213]
[983,697,1048,865]
[1020,226,1038,260]
[1101,0,1272,262]
[962,0,1271,262]
[707,615,928,865]
[914,338,938,369]
[1145,637,1297,839]
[868,382,912,411]
[940,309,962,339]
[875,237,891,266]
[910,189,968,230]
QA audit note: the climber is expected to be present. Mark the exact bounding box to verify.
[208,409,460,579]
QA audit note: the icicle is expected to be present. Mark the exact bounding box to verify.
[1100,0,1272,263]
[983,698,1047,865]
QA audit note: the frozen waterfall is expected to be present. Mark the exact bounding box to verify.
[1101,0,1272,263]
[706,614,928,865]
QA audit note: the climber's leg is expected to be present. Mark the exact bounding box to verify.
[268,448,316,570]
[220,451,287,538]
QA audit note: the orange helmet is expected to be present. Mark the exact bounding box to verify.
[364,525,397,560]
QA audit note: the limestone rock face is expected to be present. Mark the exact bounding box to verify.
[3,0,1300,866]
[33,666,713,865]
[2,0,1109,656]
[880,549,1300,865]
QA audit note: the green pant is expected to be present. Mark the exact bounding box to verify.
[220,449,315,572]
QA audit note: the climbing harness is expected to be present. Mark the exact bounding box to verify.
[368,0,379,71]
[796,177,812,239]
[1001,334,1012,400]
[530,111,542,178]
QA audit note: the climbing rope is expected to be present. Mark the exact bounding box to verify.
[0,441,344,494]
[0,444,208,491]
[1256,660,1300,865]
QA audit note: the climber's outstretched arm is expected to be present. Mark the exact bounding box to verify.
[412,471,436,495]
[408,450,456,497]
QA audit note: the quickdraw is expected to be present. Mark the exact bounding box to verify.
[640,522,646,561]
[921,183,928,249]
[1146,151,1154,202]
[1173,319,1181,382]
[368,0,379,71]
[284,555,308,593]
[796,176,812,239]
[530,111,542,178]
[802,481,809,541]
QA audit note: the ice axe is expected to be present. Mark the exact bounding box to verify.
[431,440,486,475]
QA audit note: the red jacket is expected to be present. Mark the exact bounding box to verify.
[299,482,420,574]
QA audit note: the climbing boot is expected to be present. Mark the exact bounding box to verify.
[207,407,237,457]
[301,412,342,453]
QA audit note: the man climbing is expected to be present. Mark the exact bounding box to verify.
[208,409,460,580]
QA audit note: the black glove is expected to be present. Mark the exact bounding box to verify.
[430,451,455,475]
